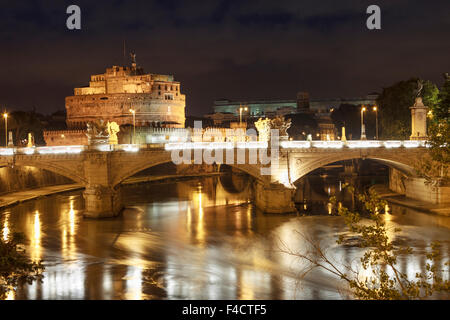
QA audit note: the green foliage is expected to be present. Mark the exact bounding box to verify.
[331,186,449,299]
[423,81,440,115]
[279,185,450,300]
[433,74,450,122]
[377,78,439,139]
[415,74,450,181]
[415,120,449,184]
[0,232,44,300]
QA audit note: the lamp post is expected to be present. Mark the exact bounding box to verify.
[3,112,7,147]
[360,105,367,140]
[239,105,248,125]
[373,106,378,140]
[129,108,136,144]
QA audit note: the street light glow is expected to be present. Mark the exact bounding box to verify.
[238,105,248,125]
[3,112,8,147]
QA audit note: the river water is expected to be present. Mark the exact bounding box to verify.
[1,176,449,300]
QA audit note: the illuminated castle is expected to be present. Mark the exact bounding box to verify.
[44,54,186,145]
[66,55,185,128]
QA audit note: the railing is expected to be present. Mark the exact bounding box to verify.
[167,140,428,150]
[280,140,428,149]
[0,140,428,156]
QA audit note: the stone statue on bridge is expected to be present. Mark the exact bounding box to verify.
[86,119,110,145]
[271,116,291,139]
[107,121,120,145]
[410,80,429,140]
[255,116,291,142]
[415,79,424,98]
[255,118,271,142]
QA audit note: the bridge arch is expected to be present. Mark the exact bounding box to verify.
[0,160,87,185]
[111,154,264,188]
[289,151,418,185]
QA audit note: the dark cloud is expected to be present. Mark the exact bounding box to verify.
[0,0,448,115]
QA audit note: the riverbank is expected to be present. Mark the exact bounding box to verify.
[0,184,84,209]
[0,172,224,210]
[370,184,450,216]
[122,172,223,185]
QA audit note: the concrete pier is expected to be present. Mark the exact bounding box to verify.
[83,185,122,218]
[254,181,296,213]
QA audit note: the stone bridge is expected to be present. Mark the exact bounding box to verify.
[0,140,432,217]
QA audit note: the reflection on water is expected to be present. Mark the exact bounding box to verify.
[0,175,449,300]
[2,212,9,241]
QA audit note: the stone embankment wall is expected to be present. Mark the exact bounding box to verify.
[0,166,73,195]
[389,167,450,204]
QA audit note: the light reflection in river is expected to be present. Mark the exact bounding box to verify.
[1,176,449,300]
[2,211,9,241]
[30,210,41,263]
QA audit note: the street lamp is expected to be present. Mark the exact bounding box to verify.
[239,105,248,125]
[360,106,367,140]
[3,112,7,147]
[129,108,136,144]
[373,106,378,140]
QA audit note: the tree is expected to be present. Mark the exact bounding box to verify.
[0,111,46,147]
[432,73,450,122]
[331,104,367,140]
[277,185,450,300]
[415,74,449,183]
[377,78,439,139]
[0,232,44,300]
[285,113,318,140]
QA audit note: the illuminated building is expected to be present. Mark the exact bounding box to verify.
[44,55,186,145]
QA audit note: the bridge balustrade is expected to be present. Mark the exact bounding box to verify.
[0,140,429,156]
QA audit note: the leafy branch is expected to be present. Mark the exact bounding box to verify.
[277,185,450,300]
[0,232,44,300]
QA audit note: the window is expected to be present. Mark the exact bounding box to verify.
[164,93,174,100]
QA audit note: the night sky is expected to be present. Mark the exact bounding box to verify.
[0,0,449,116]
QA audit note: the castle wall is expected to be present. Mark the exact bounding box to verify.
[44,130,88,146]
[67,65,186,129]
[66,93,185,128]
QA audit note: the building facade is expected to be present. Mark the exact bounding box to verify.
[210,92,378,140]
[212,92,377,116]
[66,61,185,129]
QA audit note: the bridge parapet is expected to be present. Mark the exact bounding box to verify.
[0,140,428,157]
